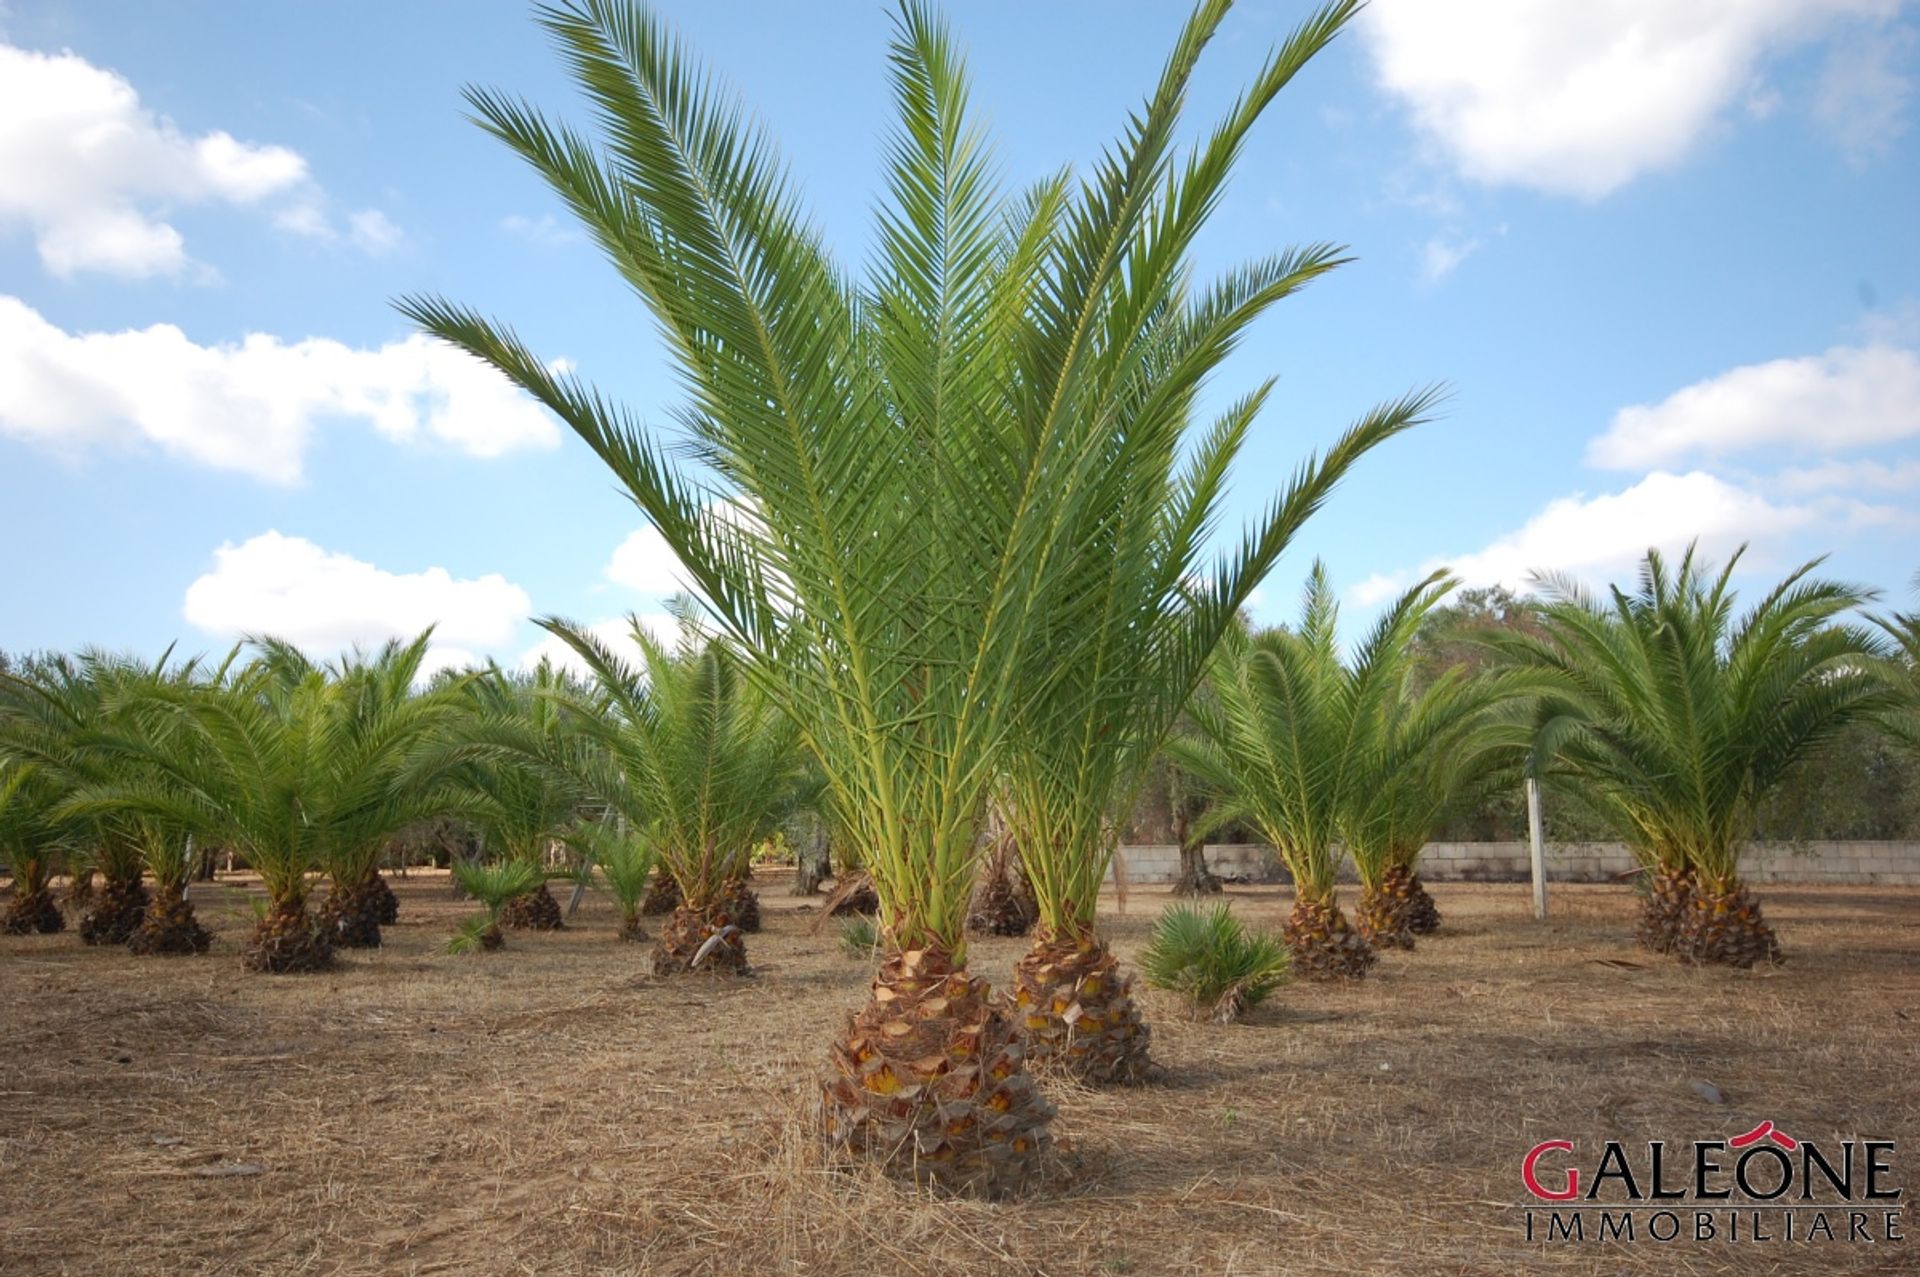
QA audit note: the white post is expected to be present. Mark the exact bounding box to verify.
[1525,775,1547,921]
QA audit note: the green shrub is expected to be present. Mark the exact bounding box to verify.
[446,859,545,954]
[838,914,879,959]
[1139,903,1288,1022]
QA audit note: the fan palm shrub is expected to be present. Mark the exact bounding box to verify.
[577,822,658,942]
[401,0,1426,1192]
[1173,566,1454,978]
[538,618,807,975]
[1487,546,1889,966]
[0,759,68,935]
[1139,903,1288,1023]
[447,858,547,954]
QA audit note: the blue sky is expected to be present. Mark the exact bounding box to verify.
[2,0,1917,673]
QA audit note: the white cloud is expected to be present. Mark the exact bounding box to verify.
[183,532,530,660]
[502,213,583,247]
[0,38,404,277]
[0,295,561,483]
[1420,235,1480,283]
[1773,456,1920,493]
[347,208,404,255]
[1587,344,1920,469]
[1350,471,1814,604]
[604,524,688,595]
[518,615,678,677]
[1358,0,1900,198]
[1815,25,1916,164]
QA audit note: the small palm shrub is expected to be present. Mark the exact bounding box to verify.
[838,914,879,959]
[1139,904,1289,1023]
[447,860,546,954]
[585,829,659,942]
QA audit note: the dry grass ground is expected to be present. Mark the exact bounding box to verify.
[1,870,1914,1276]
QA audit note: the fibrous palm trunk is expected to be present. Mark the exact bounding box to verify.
[717,875,761,934]
[1354,871,1417,951]
[967,863,1037,937]
[317,873,388,948]
[651,901,748,976]
[1638,864,1693,954]
[80,874,149,946]
[128,883,212,956]
[822,943,1054,1197]
[500,881,564,931]
[243,900,333,973]
[1283,895,1377,979]
[1677,874,1781,968]
[1403,869,1441,935]
[65,868,95,914]
[4,884,65,935]
[640,871,681,916]
[618,904,647,943]
[371,873,399,925]
[1008,930,1149,1084]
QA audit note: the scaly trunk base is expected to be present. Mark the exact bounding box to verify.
[717,876,761,934]
[65,869,96,914]
[1354,872,1417,952]
[478,921,505,952]
[651,902,749,976]
[80,875,149,946]
[1009,932,1150,1084]
[1404,871,1441,935]
[1638,865,1694,955]
[128,884,212,956]
[370,872,399,925]
[618,906,647,943]
[640,871,681,917]
[500,881,564,931]
[1283,896,1376,980]
[317,874,387,948]
[4,885,66,935]
[967,867,1037,938]
[242,902,333,974]
[822,942,1054,1198]
[1677,876,1782,968]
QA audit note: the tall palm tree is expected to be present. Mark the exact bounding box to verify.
[1488,546,1889,966]
[1870,573,1920,756]
[401,0,1427,1193]
[538,617,808,975]
[1172,567,1454,978]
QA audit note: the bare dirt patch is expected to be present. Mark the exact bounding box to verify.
[1,872,1914,1275]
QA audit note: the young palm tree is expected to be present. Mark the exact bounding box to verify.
[449,663,594,931]
[1,759,68,935]
[574,819,658,942]
[447,858,546,954]
[1489,546,1889,966]
[1173,567,1455,979]
[401,0,1426,1192]
[1340,667,1516,949]
[538,618,807,976]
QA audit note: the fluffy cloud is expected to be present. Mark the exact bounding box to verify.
[1773,456,1920,493]
[1815,25,1917,164]
[1420,235,1481,283]
[183,532,531,659]
[0,38,394,277]
[605,524,688,595]
[1358,0,1900,198]
[0,295,561,483]
[1350,471,1813,604]
[1587,344,1920,469]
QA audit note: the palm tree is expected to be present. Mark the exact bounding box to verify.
[0,759,68,935]
[538,618,807,975]
[1870,573,1920,756]
[1172,567,1454,978]
[1488,546,1889,966]
[447,858,546,954]
[1340,663,1516,949]
[402,0,1426,1192]
[574,819,658,942]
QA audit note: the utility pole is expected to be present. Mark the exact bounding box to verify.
[1525,774,1547,921]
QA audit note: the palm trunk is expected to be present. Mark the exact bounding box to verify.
[4,878,65,935]
[822,942,1054,1196]
[500,881,564,931]
[243,897,333,973]
[1677,873,1781,968]
[1353,867,1417,951]
[1638,864,1694,954]
[1009,927,1150,1083]
[1404,870,1441,935]
[618,903,647,942]
[640,870,681,916]
[1168,808,1220,896]
[80,873,150,946]
[789,820,831,896]
[317,872,388,948]
[1283,892,1376,979]
[128,882,212,956]
[717,874,761,934]
[651,902,748,976]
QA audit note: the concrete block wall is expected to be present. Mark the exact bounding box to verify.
[1112,840,1920,887]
